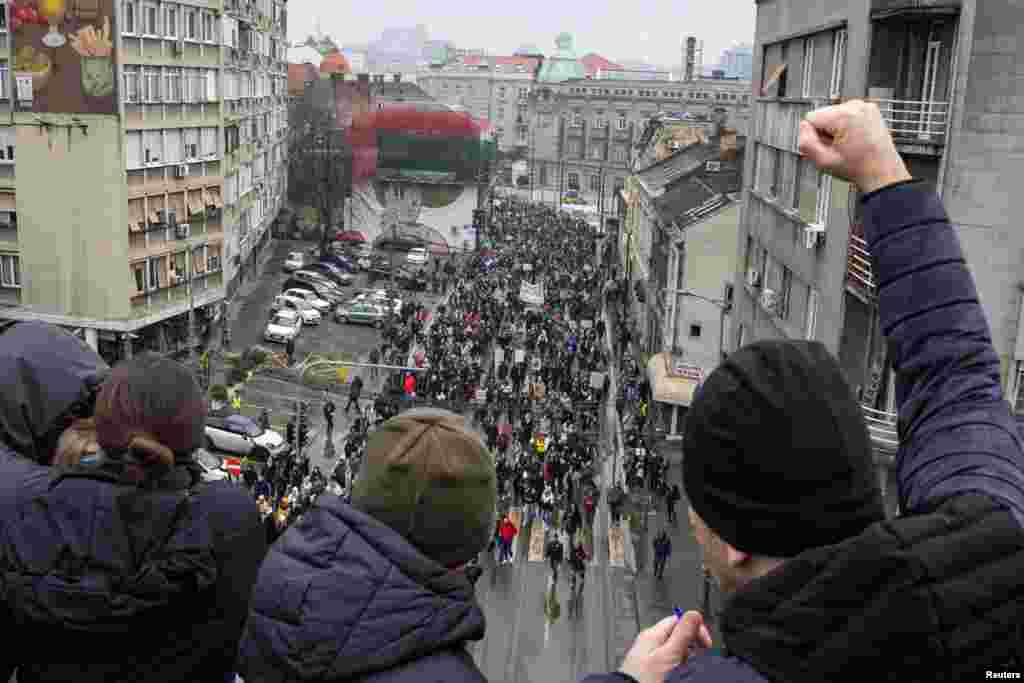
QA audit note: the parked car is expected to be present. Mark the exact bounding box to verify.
[351,290,401,315]
[282,288,331,313]
[406,247,429,266]
[283,251,306,273]
[289,272,348,299]
[294,269,352,292]
[376,234,427,251]
[264,309,302,344]
[335,301,388,328]
[204,412,289,460]
[320,254,358,274]
[271,295,322,325]
[304,262,354,286]
[195,449,230,482]
[282,278,344,305]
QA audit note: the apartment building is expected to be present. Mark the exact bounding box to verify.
[417,55,539,151]
[735,0,1024,510]
[621,119,744,441]
[0,0,289,364]
[530,74,751,213]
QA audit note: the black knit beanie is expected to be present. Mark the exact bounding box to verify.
[683,340,885,558]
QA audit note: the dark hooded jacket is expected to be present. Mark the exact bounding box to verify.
[580,182,1024,683]
[0,322,267,682]
[238,495,487,682]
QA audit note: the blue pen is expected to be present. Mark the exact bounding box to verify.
[673,607,683,620]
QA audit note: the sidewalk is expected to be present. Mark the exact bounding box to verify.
[631,462,724,647]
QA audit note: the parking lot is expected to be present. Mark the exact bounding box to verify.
[231,238,447,365]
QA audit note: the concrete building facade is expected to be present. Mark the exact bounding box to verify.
[0,0,289,365]
[735,0,1024,511]
[529,74,752,215]
[416,55,539,152]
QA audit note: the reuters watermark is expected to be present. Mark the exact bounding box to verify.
[986,673,1021,680]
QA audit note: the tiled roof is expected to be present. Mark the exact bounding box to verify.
[637,142,716,193]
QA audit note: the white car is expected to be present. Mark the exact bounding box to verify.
[204,413,289,460]
[272,294,322,325]
[406,247,429,266]
[264,309,302,343]
[194,448,230,482]
[283,288,332,313]
[283,251,306,272]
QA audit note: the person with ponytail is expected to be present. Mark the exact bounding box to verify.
[0,345,266,683]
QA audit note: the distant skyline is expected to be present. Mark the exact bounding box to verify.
[287,0,756,71]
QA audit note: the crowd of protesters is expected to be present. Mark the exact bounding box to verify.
[0,102,1021,682]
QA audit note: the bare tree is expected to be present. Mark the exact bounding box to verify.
[288,79,351,259]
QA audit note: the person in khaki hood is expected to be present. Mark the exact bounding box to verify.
[239,408,497,682]
[239,407,696,682]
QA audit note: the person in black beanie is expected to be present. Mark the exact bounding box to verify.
[683,339,885,582]
[574,100,1024,683]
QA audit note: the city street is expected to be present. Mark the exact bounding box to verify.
[214,235,710,680]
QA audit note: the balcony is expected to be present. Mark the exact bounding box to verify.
[862,404,898,462]
[871,98,949,145]
[847,223,876,301]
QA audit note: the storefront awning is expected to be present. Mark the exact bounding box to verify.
[647,352,700,407]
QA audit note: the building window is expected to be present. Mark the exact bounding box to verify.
[830,28,847,99]
[591,145,603,160]
[143,67,161,102]
[142,2,159,35]
[498,86,506,98]
[616,115,627,130]
[690,324,702,338]
[594,117,607,129]
[567,172,580,190]
[164,4,177,37]
[801,37,814,98]
[185,8,197,40]
[0,254,20,288]
[779,266,792,319]
[147,258,161,291]
[122,0,137,34]
[0,65,6,100]
[571,112,582,127]
[589,174,600,192]
[567,139,581,155]
[805,287,819,340]
[164,67,181,102]
[202,10,215,42]
[133,263,145,293]
[815,173,832,227]
[612,146,627,163]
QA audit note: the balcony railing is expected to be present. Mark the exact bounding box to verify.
[862,404,898,458]
[847,224,876,299]
[870,99,949,144]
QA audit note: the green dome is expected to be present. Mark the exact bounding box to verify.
[537,32,585,83]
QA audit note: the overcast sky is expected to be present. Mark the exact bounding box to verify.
[287,0,756,69]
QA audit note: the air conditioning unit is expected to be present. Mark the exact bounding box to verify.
[174,164,188,178]
[706,160,721,172]
[745,268,761,288]
[760,288,778,313]
[0,212,10,226]
[156,209,168,224]
[176,223,191,239]
[803,225,824,250]
[167,209,177,227]
[175,38,185,55]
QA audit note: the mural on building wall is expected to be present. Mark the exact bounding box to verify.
[12,0,117,113]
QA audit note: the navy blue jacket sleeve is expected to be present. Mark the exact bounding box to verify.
[862,181,1024,528]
